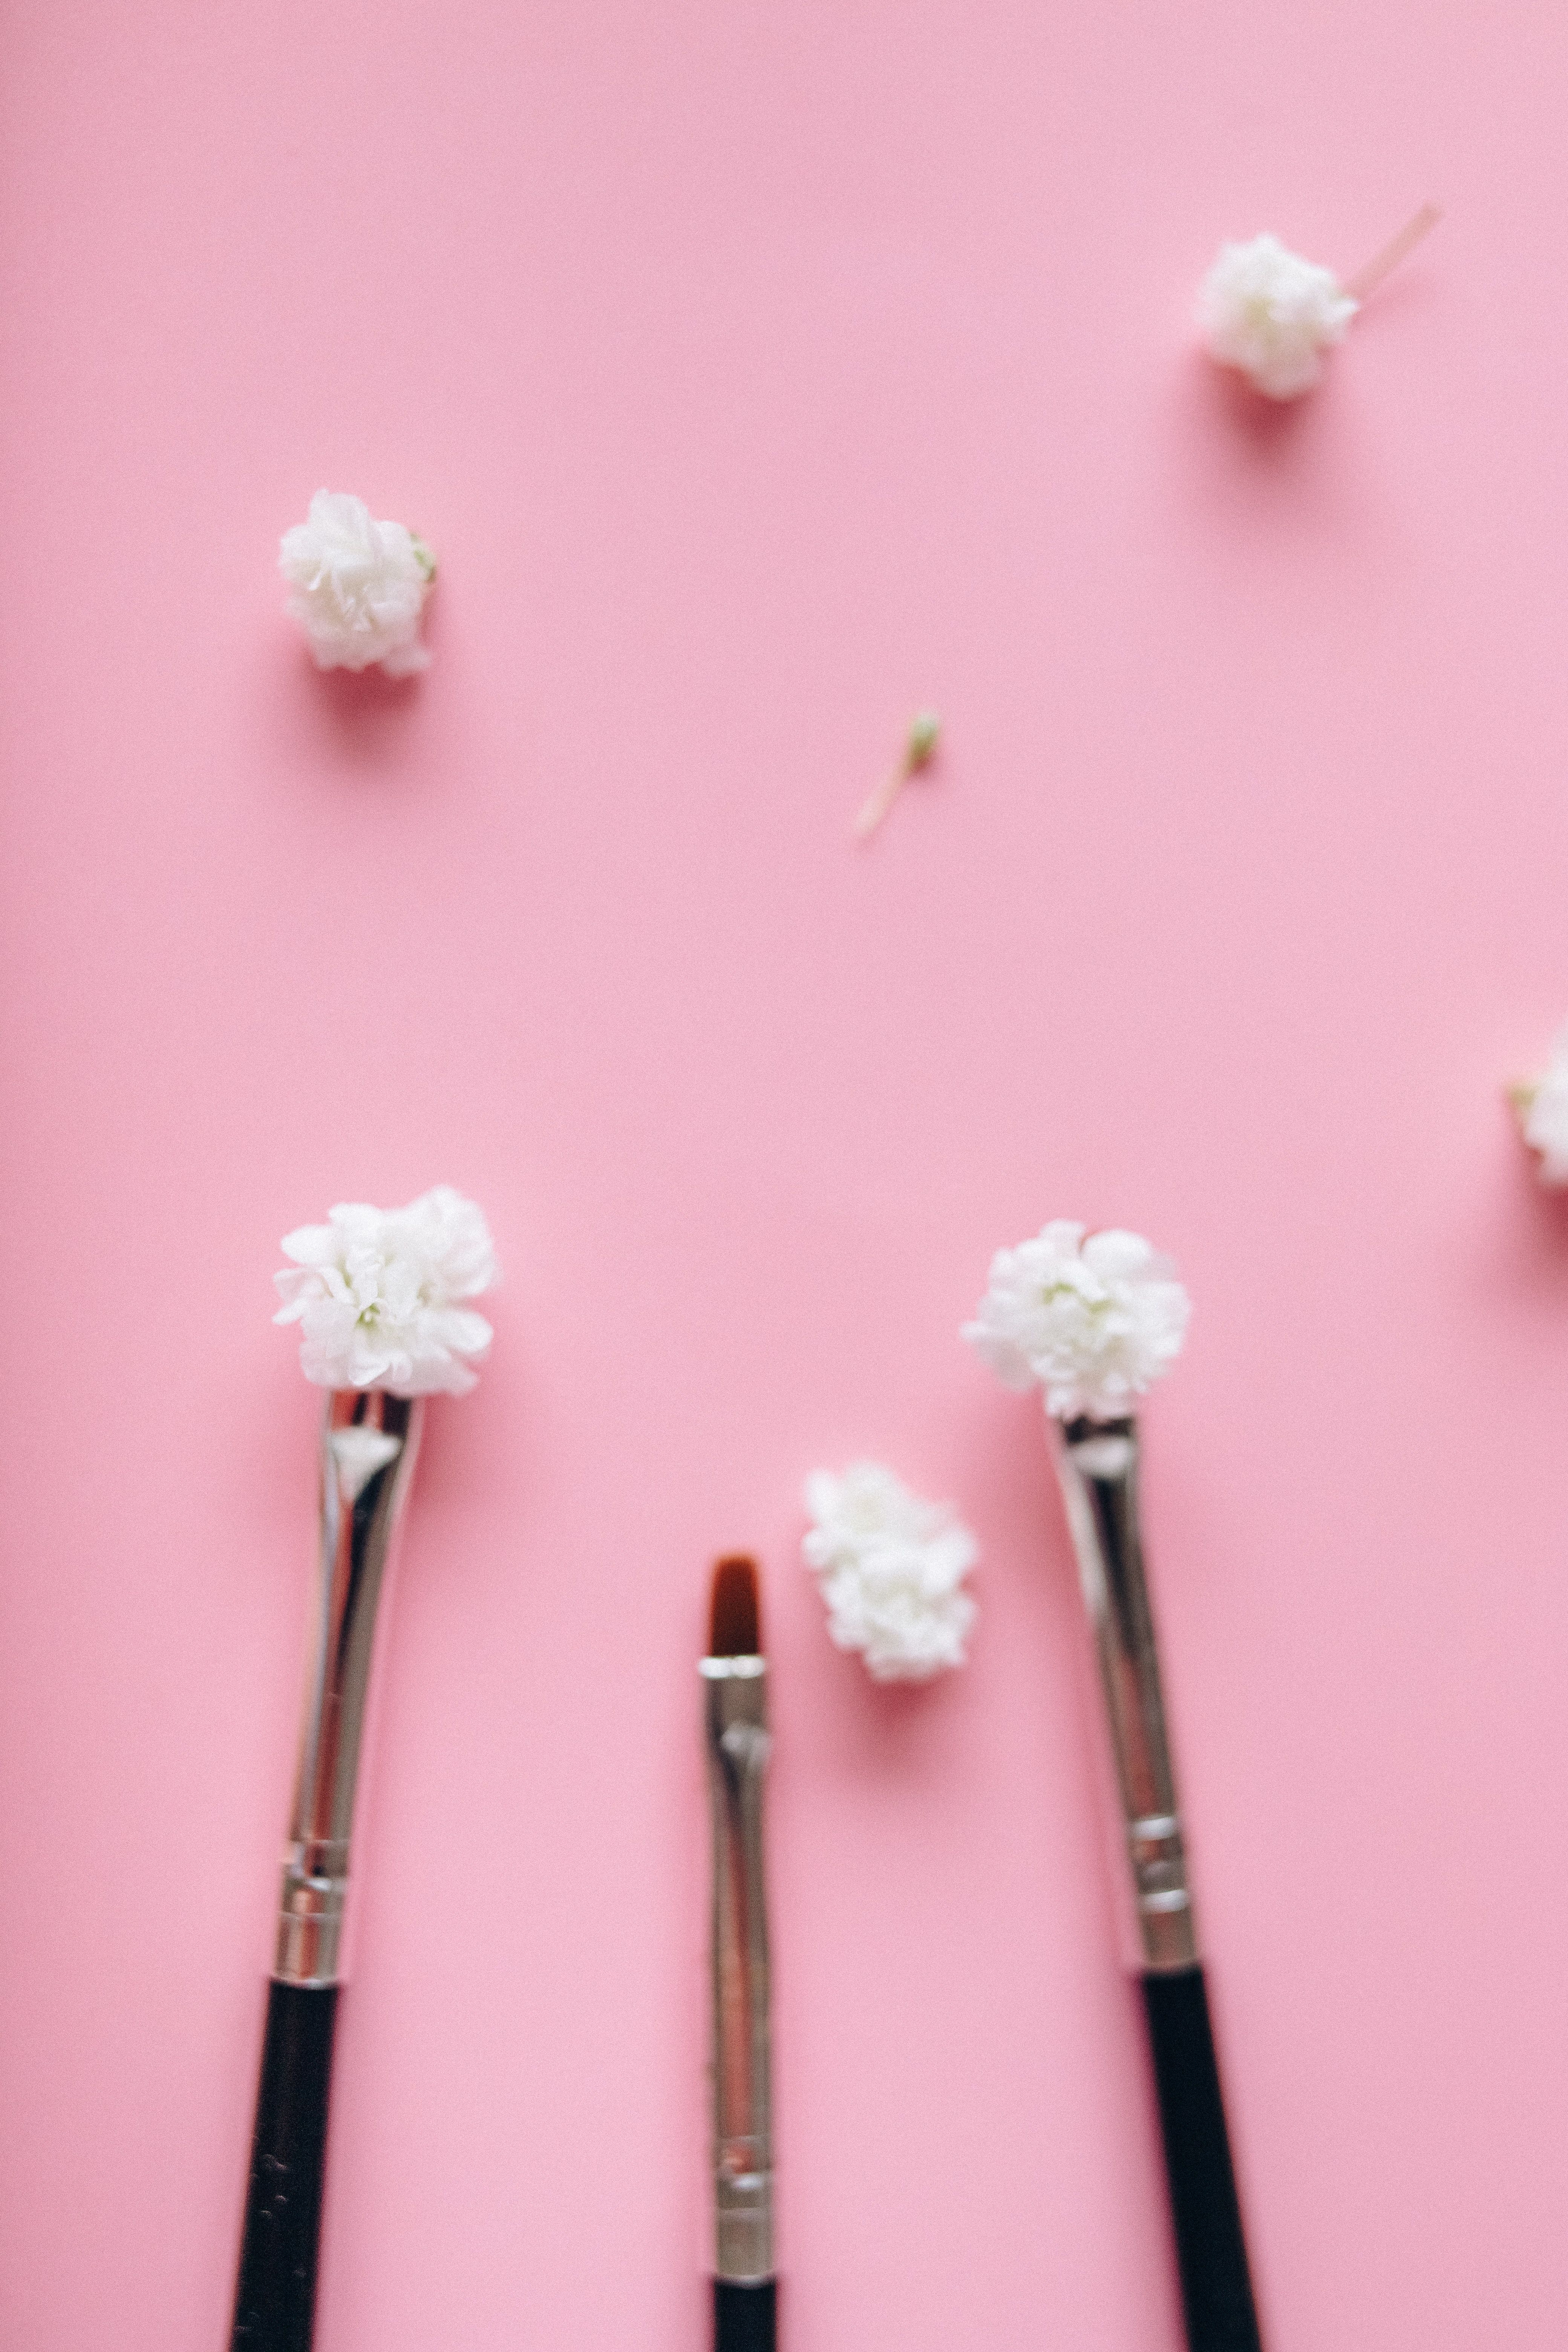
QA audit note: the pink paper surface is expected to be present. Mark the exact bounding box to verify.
[1,3,1564,2346]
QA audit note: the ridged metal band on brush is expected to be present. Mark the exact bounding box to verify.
[272,1390,424,1989]
[1051,1413,1199,1974]
[703,1655,774,2283]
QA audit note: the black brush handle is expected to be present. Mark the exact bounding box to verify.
[714,2278,777,2352]
[230,1979,340,2351]
[1141,1966,1262,2352]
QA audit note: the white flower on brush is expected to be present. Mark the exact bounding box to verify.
[279,490,435,677]
[803,1462,977,1682]
[1516,1025,1568,1185]
[964,1221,1190,1421]
[1197,233,1357,400]
[274,1186,498,1395]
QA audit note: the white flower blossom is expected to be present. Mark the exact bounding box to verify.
[1518,1025,1568,1184]
[802,1462,977,1682]
[1197,233,1357,400]
[279,490,435,677]
[963,1221,1190,1421]
[274,1186,497,1395]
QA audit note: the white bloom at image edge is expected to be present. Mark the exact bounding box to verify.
[963,1221,1190,1421]
[274,1186,498,1396]
[1197,233,1357,400]
[802,1462,978,1683]
[1520,1025,1568,1185]
[279,490,435,677]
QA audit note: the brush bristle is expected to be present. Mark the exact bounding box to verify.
[708,1555,762,1657]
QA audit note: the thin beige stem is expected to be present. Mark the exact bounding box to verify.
[854,759,909,839]
[1344,202,1441,303]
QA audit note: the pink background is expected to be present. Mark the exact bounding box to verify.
[1,2,1565,2346]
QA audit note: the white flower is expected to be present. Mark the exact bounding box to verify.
[279,490,435,677]
[274,1186,497,1395]
[802,1462,977,1682]
[1197,233,1357,400]
[963,1221,1190,1421]
[1518,1026,1568,1184]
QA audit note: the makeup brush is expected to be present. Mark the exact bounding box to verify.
[966,1222,1262,2352]
[231,1187,497,2352]
[701,1556,776,2352]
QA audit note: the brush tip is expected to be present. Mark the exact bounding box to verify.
[708,1554,763,1657]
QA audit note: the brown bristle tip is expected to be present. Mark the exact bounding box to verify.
[708,1554,762,1657]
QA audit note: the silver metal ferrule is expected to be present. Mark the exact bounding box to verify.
[271,1389,425,1989]
[700,1653,773,2283]
[1051,1413,1199,1975]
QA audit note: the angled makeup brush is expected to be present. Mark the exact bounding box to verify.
[966,1222,1262,2352]
[701,1556,776,2352]
[231,1187,497,2352]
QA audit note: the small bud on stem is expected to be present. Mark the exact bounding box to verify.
[854,709,942,841]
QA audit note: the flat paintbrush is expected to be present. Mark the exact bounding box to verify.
[1053,1410,1260,2352]
[701,1555,777,2352]
[231,1391,423,2350]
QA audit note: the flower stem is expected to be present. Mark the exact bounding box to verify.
[1343,202,1441,303]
